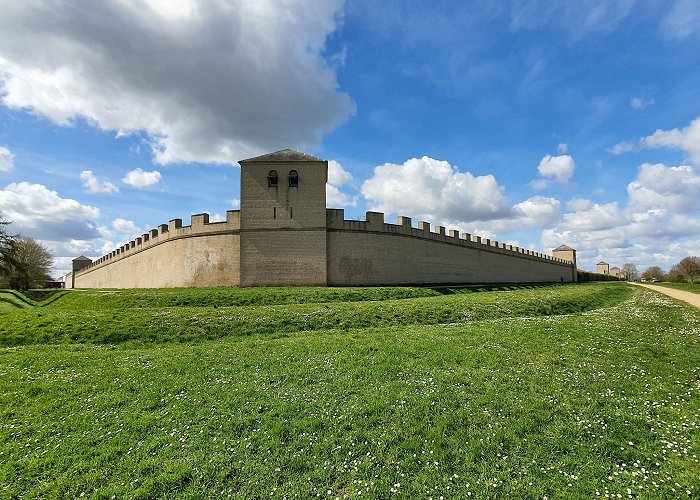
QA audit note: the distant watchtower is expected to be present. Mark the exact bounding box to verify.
[71,255,92,288]
[238,149,328,286]
[552,244,577,282]
[596,261,609,275]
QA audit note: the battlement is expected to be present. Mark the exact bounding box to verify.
[77,210,241,275]
[326,209,568,264]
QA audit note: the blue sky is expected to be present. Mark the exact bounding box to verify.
[1,0,699,277]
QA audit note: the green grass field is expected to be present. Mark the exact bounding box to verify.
[1,283,699,497]
[655,282,700,294]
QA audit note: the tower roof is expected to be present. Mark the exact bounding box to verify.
[553,244,575,251]
[597,261,608,265]
[73,255,92,262]
[239,148,324,163]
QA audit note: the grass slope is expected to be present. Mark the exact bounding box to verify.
[0,284,628,346]
[1,283,699,497]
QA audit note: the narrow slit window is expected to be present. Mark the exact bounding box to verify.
[290,206,293,219]
[288,170,299,187]
[267,170,278,187]
[273,207,276,219]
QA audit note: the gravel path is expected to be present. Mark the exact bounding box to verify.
[632,283,700,310]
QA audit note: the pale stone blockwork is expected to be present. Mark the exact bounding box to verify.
[72,149,576,288]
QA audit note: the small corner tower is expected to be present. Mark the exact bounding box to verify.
[71,255,92,288]
[552,244,577,282]
[238,149,328,286]
[596,261,609,275]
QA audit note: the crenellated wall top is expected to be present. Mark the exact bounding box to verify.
[76,210,241,274]
[326,209,572,265]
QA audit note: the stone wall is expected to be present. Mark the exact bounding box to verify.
[239,155,328,286]
[326,210,575,285]
[74,212,241,288]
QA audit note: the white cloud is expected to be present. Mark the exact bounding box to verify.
[361,156,509,222]
[209,213,226,223]
[561,201,627,232]
[112,218,141,235]
[80,170,119,193]
[566,198,593,211]
[0,146,14,172]
[630,97,654,109]
[230,198,240,210]
[326,160,357,207]
[537,154,575,184]
[327,184,358,207]
[627,163,700,213]
[557,143,568,154]
[328,160,353,186]
[512,196,561,227]
[0,182,100,241]
[608,141,638,155]
[0,0,353,165]
[122,168,161,188]
[542,161,700,271]
[641,116,700,165]
[529,178,549,190]
[660,0,700,39]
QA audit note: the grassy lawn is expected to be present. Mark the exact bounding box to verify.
[1,283,699,497]
[655,282,700,294]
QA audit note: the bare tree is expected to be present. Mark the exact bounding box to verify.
[677,256,700,284]
[622,263,638,281]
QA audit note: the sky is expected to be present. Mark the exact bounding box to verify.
[1,0,700,278]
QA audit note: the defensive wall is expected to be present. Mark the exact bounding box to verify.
[70,148,576,288]
[71,209,575,288]
[326,210,575,285]
[71,212,241,288]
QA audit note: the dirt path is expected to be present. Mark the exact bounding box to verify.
[632,283,700,310]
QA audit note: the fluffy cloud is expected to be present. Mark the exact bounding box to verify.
[561,202,627,232]
[0,0,353,165]
[542,162,700,271]
[80,170,119,193]
[641,117,700,165]
[328,160,353,187]
[537,154,575,184]
[512,196,561,228]
[0,182,100,241]
[112,218,141,235]
[0,146,13,172]
[327,160,357,207]
[627,163,700,212]
[123,168,161,188]
[361,156,509,222]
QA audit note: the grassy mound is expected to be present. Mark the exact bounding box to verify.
[0,284,630,346]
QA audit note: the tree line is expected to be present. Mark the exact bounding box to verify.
[0,211,54,290]
[640,257,700,284]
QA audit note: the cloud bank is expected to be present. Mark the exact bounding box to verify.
[0,0,354,165]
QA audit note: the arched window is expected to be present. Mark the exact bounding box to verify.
[267,170,278,187]
[288,169,299,187]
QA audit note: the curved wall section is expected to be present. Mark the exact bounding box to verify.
[74,212,241,288]
[326,210,575,286]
